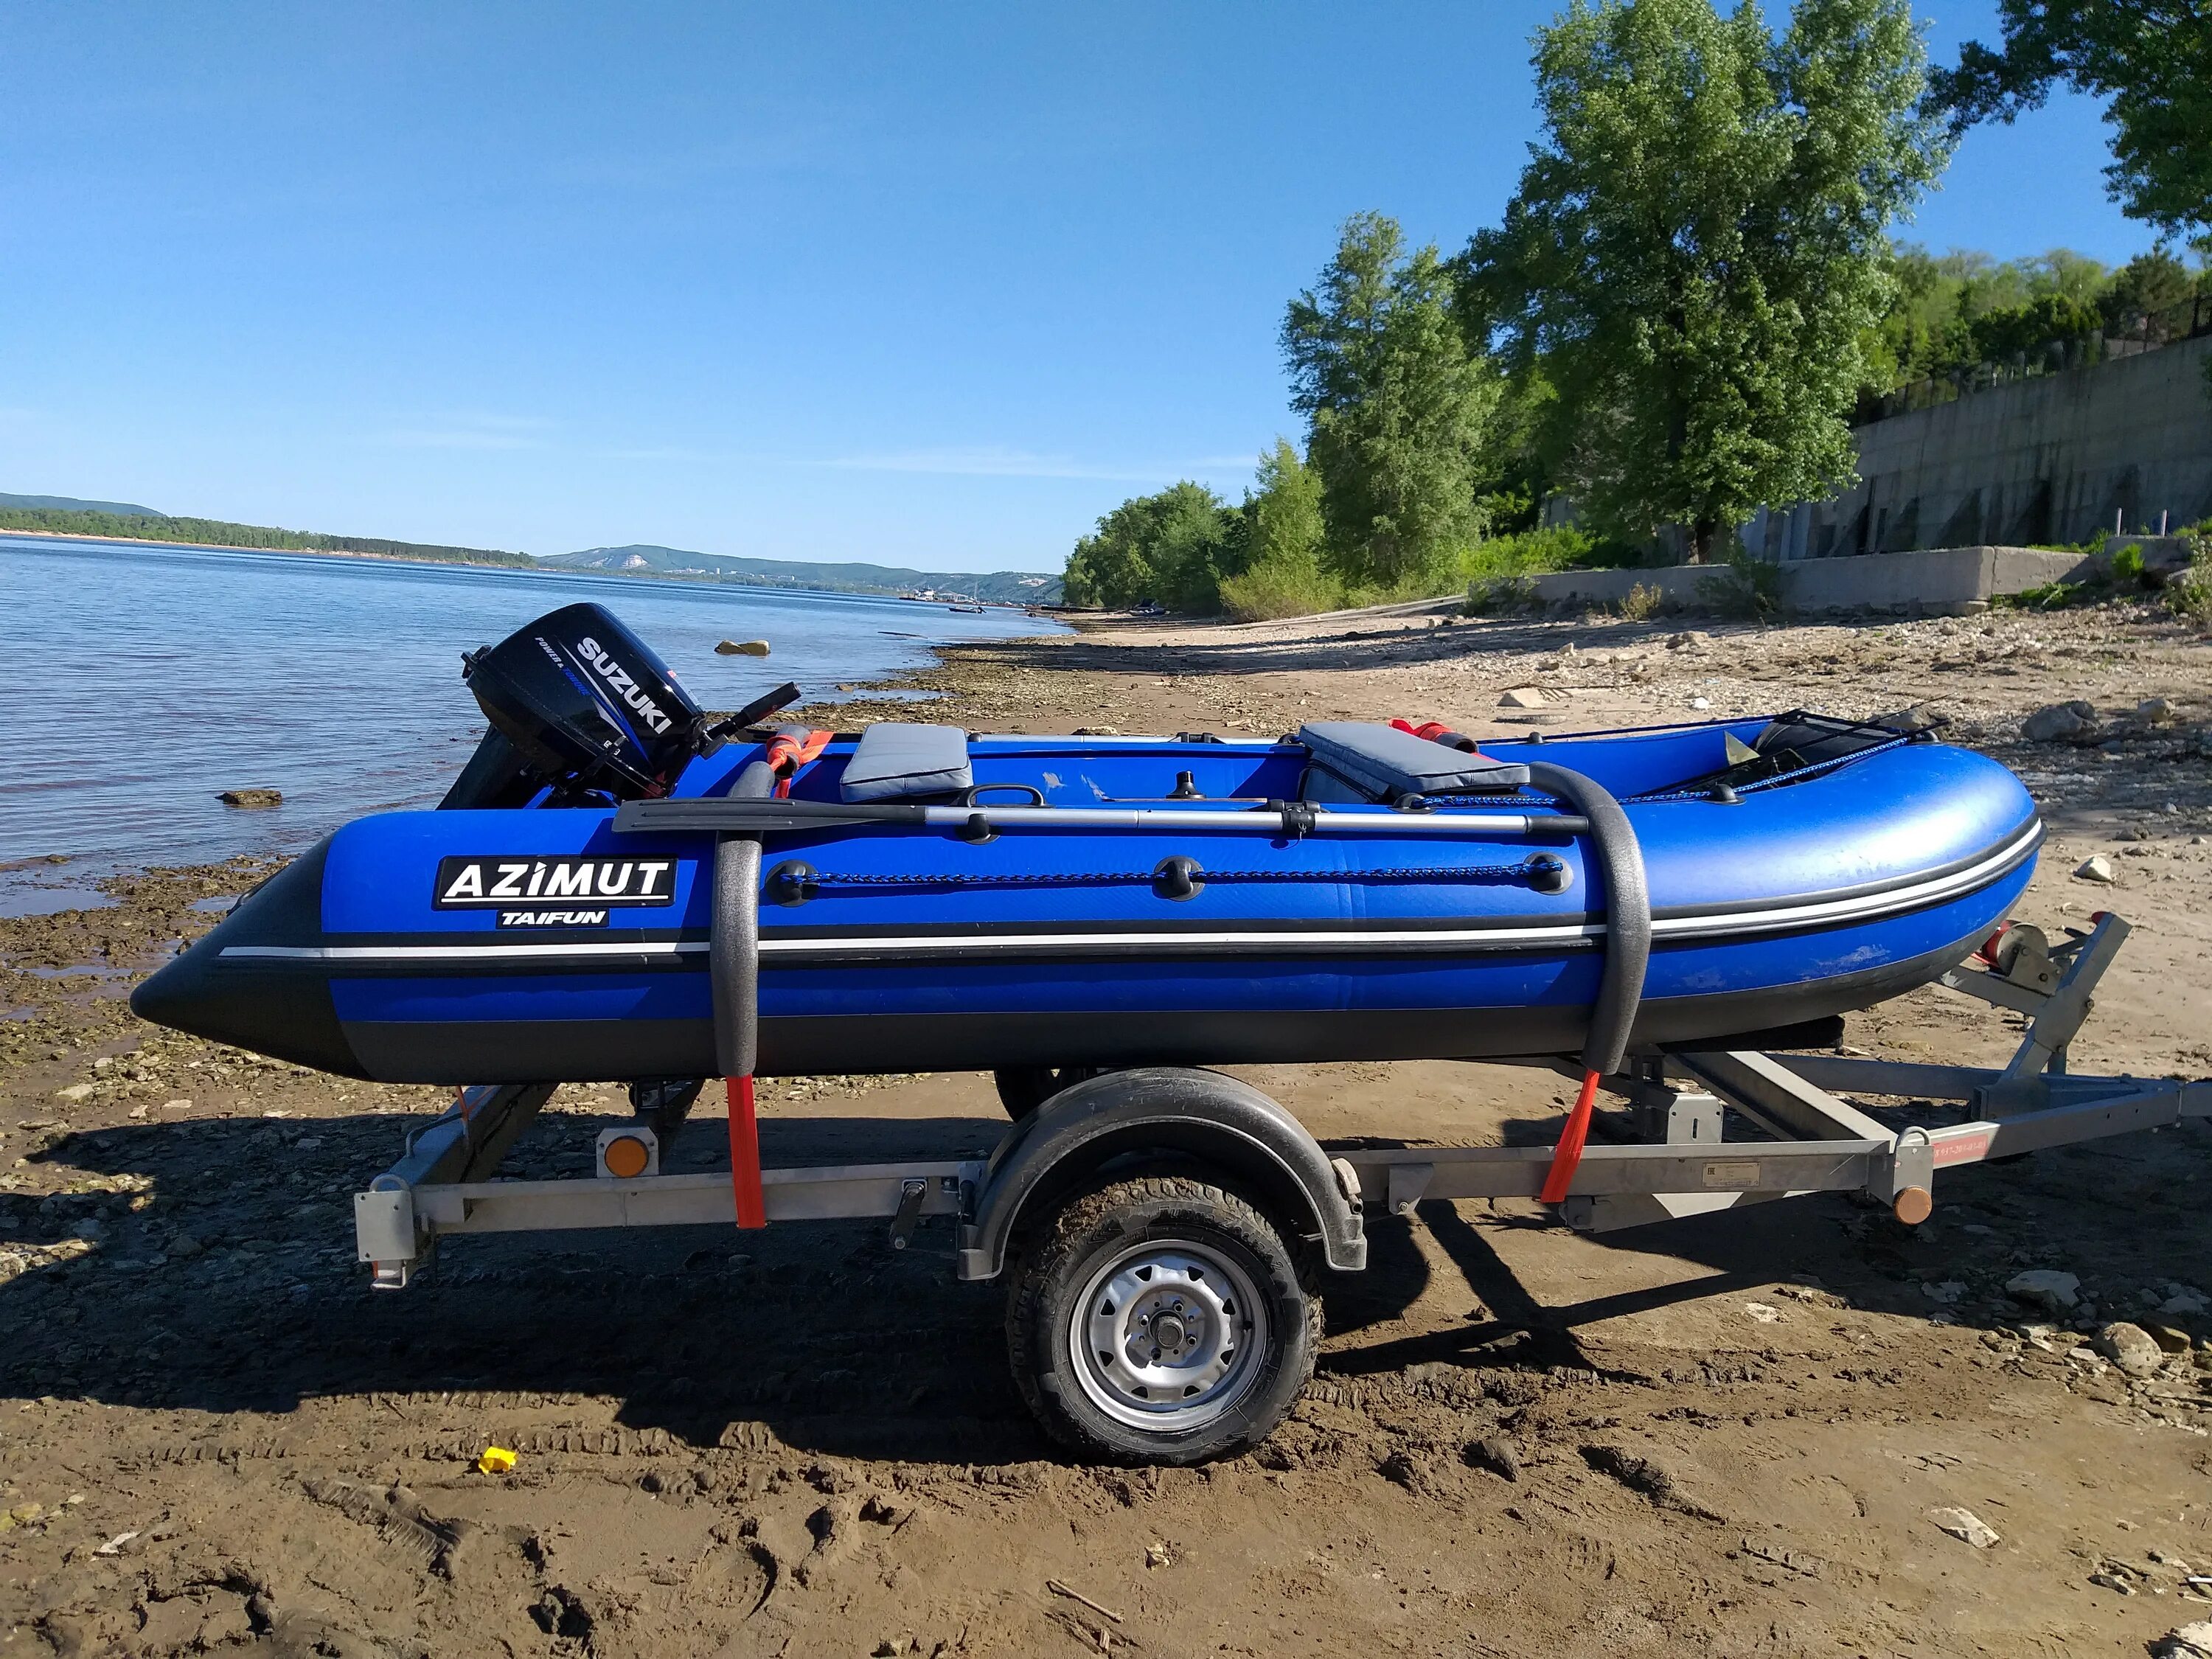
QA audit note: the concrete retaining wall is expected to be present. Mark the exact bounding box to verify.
[1749,334,2212,560]
[1523,545,2093,616]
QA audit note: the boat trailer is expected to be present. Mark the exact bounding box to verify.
[352,909,2208,1461]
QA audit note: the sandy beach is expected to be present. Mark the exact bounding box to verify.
[5,594,2212,1657]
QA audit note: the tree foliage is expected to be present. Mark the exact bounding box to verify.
[1861,243,2208,392]
[2099,246,2204,333]
[1061,481,1242,611]
[1282,213,1498,585]
[1460,0,1947,558]
[1218,439,1336,619]
[1930,1,2212,250]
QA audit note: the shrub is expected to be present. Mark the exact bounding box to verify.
[1464,575,1541,616]
[1696,551,1785,621]
[1994,579,2089,611]
[1220,550,1344,621]
[2169,529,2212,627]
[1613,581,1669,621]
[1458,525,1621,583]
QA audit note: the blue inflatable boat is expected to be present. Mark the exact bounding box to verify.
[133,604,2040,1096]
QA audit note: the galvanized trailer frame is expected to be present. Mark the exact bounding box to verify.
[356,909,2207,1273]
[349,908,2205,1457]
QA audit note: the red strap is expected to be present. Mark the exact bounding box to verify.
[1538,1070,1602,1205]
[726,1075,765,1229]
[1391,716,1478,750]
[762,728,833,799]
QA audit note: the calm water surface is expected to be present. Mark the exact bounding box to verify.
[1,535,1057,913]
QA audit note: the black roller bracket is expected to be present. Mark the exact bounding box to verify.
[1391,791,1431,813]
[1527,853,1571,894]
[765,860,819,906]
[1169,770,1203,800]
[1708,783,1741,804]
[1152,855,1205,901]
[958,813,998,845]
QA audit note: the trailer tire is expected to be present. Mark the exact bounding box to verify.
[1006,1175,1318,1464]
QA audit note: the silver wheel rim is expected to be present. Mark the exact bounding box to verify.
[1068,1237,1270,1433]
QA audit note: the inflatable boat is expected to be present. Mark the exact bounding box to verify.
[133,604,2040,1096]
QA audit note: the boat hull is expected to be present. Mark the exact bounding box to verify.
[133,726,2042,1083]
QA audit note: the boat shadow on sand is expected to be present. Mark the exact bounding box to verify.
[4,1107,2199,1463]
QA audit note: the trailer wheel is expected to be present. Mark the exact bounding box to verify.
[993,1066,1108,1119]
[1006,1175,1319,1464]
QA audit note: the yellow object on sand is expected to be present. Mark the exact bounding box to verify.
[476,1446,518,1475]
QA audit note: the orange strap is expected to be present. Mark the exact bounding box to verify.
[1538,1070,1601,1205]
[726,1075,765,1228]
[761,728,832,799]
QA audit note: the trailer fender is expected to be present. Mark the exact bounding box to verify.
[954,1066,1366,1281]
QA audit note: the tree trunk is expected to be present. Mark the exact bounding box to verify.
[1689,517,1718,564]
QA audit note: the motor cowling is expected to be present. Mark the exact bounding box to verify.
[442,602,706,807]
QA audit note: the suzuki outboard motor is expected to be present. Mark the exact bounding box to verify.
[440,602,709,809]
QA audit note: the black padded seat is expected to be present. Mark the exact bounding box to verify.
[1297,722,1529,803]
[840,722,973,802]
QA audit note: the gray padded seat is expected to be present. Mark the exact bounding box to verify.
[1297,722,1529,803]
[840,722,973,802]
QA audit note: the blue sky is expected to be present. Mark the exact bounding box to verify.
[0,2,2161,572]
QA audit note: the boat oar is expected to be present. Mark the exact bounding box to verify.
[616,797,1589,839]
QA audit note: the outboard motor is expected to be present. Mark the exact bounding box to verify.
[440,602,782,810]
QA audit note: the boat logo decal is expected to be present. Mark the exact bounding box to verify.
[497,908,612,929]
[434,856,679,909]
[574,634,675,735]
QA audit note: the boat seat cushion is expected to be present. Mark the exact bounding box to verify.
[1297,722,1529,802]
[840,722,973,802]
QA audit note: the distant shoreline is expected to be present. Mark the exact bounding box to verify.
[0,526,1047,609]
[0,526,1044,611]
[0,525,535,569]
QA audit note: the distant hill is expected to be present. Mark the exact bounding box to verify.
[545,544,1062,606]
[0,496,1064,601]
[0,502,533,567]
[0,491,161,516]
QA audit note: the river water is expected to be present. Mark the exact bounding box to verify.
[1,534,1057,914]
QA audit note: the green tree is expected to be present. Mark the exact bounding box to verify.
[1062,481,1238,611]
[2100,247,2202,336]
[1243,438,1326,568]
[1930,1,2212,251]
[1460,0,1948,559]
[1967,291,2103,363]
[1282,213,1498,585]
[1219,439,1339,619]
